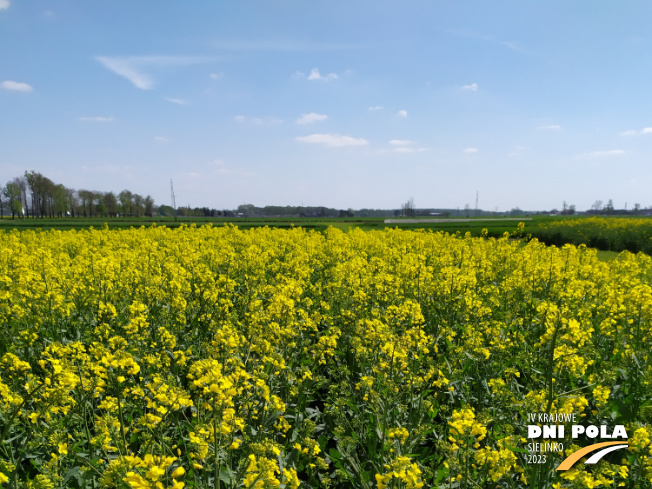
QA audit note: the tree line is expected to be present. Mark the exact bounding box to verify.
[1,171,155,219]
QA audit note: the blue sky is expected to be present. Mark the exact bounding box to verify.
[2,1,652,211]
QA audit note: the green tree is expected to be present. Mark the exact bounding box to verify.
[3,181,22,219]
[77,190,94,217]
[144,195,155,217]
[52,184,69,217]
[119,190,133,216]
[103,192,119,217]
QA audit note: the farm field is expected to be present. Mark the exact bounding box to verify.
[1,225,651,488]
[528,217,652,255]
[0,214,552,238]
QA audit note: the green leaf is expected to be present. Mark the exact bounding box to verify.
[504,443,529,454]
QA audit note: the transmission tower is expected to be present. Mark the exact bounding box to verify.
[475,191,479,216]
[170,179,177,211]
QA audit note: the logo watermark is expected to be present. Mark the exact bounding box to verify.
[525,412,628,470]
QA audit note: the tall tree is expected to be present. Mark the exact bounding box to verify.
[14,177,28,218]
[133,194,144,217]
[103,192,118,217]
[77,190,94,217]
[118,190,133,216]
[66,188,78,217]
[51,184,68,217]
[94,192,107,217]
[144,195,155,217]
[24,171,55,218]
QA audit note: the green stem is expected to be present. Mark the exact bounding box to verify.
[545,316,561,414]
[213,400,220,489]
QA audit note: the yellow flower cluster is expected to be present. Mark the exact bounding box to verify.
[448,407,487,449]
[375,456,424,489]
[0,224,651,488]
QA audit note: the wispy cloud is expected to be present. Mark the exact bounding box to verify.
[384,140,426,153]
[209,72,224,80]
[397,110,408,118]
[394,147,427,153]
[539,124,562,130]
[297,113,328,125]
[209,159,230,175]
[95,55,217,89]
[463,147,479,154]
[79,116,114,122]
[445,29,527,54]
[294,68,338,82]
[461,83,478,91]
[96,57,152,89]
[2,80,33,92]
[587,150,625,157]
[211,39,360,52]
[508,146,528,157]
[500,41,526,53]
[368,106,384,111]
[621,127,652,136]
[0,0,10,10]
[154,136,169,143]
[165,97,189,105]
[296,133,368,147]
[235,115,283,125]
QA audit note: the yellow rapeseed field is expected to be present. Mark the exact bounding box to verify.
[0,224,651,488]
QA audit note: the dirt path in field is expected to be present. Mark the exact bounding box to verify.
[383,218,533,224]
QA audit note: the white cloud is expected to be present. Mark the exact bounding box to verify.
[446,29,528,54]
[295,133,368,147]
[463,147,479,154]
[211,39,360,52]
[165,97,188,105]
[397,110,408,118]
[209,72,224,80]
[620,127,652,136]
[95,55,215,89]
[297,113,328,124]
[586,150,625,157]
[394,147,426,153]
[389,139,414,146]
[461,83,478,91]
[154,136,169,143]
[540,124,561,130]
[308,68,338,81]
[79,116,114,122]
[508,145,528,157]
[294,68,338,81]
[0,0,9,10]
[210,160,230,175]
[2,80,33,92]
[235,115,283,125]
[96,57,153,89]
[368,106,384,111]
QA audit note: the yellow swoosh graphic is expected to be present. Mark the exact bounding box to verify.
[557,441,629,471]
